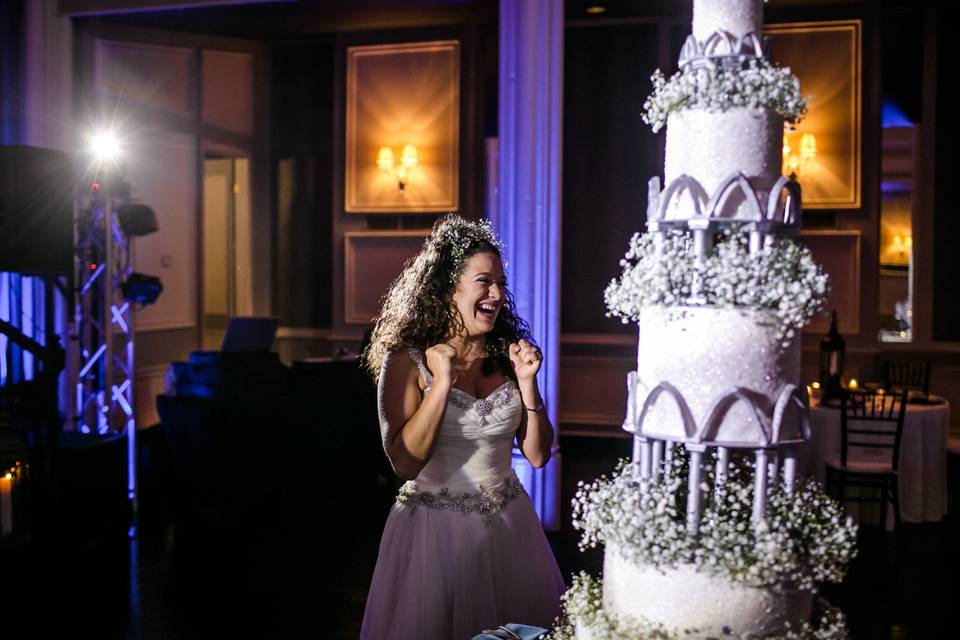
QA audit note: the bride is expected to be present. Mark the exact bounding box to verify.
[360,215,564,639]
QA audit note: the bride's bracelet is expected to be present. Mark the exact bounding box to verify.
[524,400,545,413]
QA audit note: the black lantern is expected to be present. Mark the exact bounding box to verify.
[819,311,846,402]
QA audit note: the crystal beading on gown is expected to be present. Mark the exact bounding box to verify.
[360,348,565,640]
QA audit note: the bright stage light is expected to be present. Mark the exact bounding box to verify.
[88,129,122,162]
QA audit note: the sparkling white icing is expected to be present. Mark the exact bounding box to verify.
[633,306,803,446]
[692,0,764,42]
[601,546,814,638]
[663,107,783,221]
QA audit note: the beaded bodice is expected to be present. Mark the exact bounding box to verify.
[377,349,522,494]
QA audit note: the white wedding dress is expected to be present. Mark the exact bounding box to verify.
[360,349,565,640]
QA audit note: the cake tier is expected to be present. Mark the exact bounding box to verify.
[692,0,764,42]
[662,107,783,222]
[631,306,804,447]
[602,546,814,638]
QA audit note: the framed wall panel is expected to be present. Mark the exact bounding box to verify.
[94,39,193,119]
[344,41,460,213]
[558,355,633,427]
[343,230,431,324]
[766,21,862,210]
[202,50,254,137]
[800,230,862,334]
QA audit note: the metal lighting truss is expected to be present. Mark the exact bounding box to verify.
[66,178,138,516]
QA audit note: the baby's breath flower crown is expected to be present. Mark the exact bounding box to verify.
[604,228,829,343]
[642,58,808,133]
[429,215,504,284]
[571,457,858,593]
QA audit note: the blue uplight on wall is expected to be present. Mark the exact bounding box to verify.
[882,98,913,128]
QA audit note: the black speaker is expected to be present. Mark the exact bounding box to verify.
[0,145,77,274]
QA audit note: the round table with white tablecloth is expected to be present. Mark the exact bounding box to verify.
[799,397,950,529]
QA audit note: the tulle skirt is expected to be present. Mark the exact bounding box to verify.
[360,492,565,640]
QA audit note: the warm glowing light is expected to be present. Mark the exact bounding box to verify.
[586,5,606,14]
[783,131,817,177]
[376,146,394,171]
[811,381,821,390]
[400,144,418,169]
[799,133,817,161]
[848,378,858,390]
[377,144,419,193]
[89,129,122,162]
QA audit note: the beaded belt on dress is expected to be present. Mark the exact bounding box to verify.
[396,472,524,526]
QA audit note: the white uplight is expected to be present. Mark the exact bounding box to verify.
[89,129,122,162]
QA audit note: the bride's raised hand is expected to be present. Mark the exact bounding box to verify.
[424,343,458,387]
[509,340,542,382]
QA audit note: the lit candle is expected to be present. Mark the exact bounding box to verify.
[848,378,859,391]
[0,472,12,537]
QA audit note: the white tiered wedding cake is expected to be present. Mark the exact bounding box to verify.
[548,1,858,638]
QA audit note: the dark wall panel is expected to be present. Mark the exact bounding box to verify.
[932,7,960,341]
[562,23,661,334]
[272,42,335,328]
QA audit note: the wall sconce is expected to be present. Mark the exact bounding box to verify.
[892,234,913,262]
[377,144,418,194]
[782,132,817,179]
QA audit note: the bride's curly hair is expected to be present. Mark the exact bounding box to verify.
[363,215,532,382]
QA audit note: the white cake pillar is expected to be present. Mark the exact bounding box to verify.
[783,448,798,493]
[752,448,769,522]
[638,440,652,479]
[497,0,564,531]
[767,450,780,483]
[686,445,705,535]
[651,440,664,480]
[714,446,730,499]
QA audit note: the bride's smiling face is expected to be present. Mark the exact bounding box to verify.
[450,251,506,338]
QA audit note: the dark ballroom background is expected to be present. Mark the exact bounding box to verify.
[1,1,958,637]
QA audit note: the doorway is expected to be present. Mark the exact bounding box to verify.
[202,156,252,350]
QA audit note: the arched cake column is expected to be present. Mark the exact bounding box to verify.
[686,444,706,535]
[496,0,564,530]
[752,448,769,522]
[646,177,665,255]
[638,439,652,479]
[714,446,730,499]
[651,440,664,480]
[782,447,798,493]
[687,218,712,304]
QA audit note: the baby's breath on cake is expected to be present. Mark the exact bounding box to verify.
[643,58,808,133]
[571,456,858,592]
[604,228,829,345]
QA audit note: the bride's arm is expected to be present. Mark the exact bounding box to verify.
[515,377,553,468]
[510,340,553,468]
[379,349,453,480]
